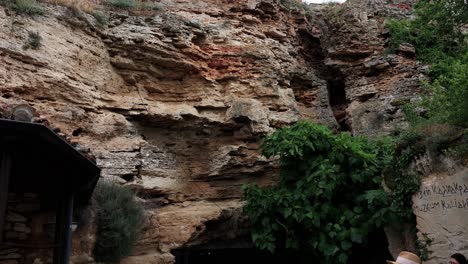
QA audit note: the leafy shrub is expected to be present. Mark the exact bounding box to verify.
[13,0,44,15]
[416,233,433,261]
[23,31,42,50]
[386,0,467,62]
[244,122,396,264]
[387,0,468,129]
[422,55,468,128]
[385,132,423,221]
[93,180,144,263]
[108,0,136,9]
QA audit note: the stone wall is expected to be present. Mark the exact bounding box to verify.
[0,0,428,262]
[0,193,52,264]
[412,156,468,264]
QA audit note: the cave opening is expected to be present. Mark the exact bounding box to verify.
[327,76,351,132]
[298,30,352,132]
[172,230,393,264]
[348,228,394,264]
[172,248,309,264]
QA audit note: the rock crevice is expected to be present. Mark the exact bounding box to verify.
[0,0,427,262]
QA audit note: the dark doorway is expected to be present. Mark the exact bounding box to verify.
[173,229,392,264]
[348,229,393,264]
[172,248,311,264]
[327,77,351,132]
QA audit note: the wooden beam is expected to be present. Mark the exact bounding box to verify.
[0,149,12,243]
[53,193,74,264]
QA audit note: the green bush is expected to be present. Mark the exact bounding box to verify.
[324,2,346,26]
[422,55,468,128]
[387,0,468,128]
[386,0,467,62]
[92,11,108,27]
[13,0,44,15]
[93,180,144,263]
[23,31,42,50]
[244,122,397,264]
[108,0,136,9]
[141,2,163,11]
[280,0,313,21]
[385,133,422,221]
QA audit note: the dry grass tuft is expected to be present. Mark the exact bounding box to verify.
[45,0,101,13]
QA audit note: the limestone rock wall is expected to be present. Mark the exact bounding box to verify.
[0,193,50,264]
[0,0,424,262]
[412,153,468,264]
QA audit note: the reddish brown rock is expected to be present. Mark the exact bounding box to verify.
[0,0,426,262]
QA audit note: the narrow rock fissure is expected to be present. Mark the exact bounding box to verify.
[298,31,352,132]
[327,76,351,132]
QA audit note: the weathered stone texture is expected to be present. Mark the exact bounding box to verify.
[413,168,468,264]
[0,0,428,262]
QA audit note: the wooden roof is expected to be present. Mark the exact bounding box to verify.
[0,119,100,205]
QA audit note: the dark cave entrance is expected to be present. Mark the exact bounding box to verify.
[348,228,394,264]
[297,30,351,132]
[173,248,291,264]
[327,76,351,132]
[172,247,316,264]
[172,229,392,264]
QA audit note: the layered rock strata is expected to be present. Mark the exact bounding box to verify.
[0,0,425,262]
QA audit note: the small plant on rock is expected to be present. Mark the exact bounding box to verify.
[13,0,44,15]
[92,10,108,26]
[280,0,313,21]
[140,1,163,11]
[23,31,42,50]
[108,0,136,9]
[45,0,101,13]
[416,233,433,261]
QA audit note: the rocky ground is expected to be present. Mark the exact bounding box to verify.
[0,0,427,263]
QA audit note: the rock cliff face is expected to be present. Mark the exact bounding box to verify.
[0,0,425,262]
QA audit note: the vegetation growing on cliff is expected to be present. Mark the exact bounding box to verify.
[0,0,164,17]
[245,1,467,261]
[280,0,314,21]
[93,180,144,263]
[1,0,45,15]
[108,0,136,9]
[244,122,407,264]
[387,0,468,129]
[22,31,42,50]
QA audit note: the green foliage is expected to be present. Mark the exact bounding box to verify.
[108,0,136,9]
[416,233,433,261]
[244,122,395,264]
[280,0,313,21]
[386,0,467,62]
[140,2,163,11]
[387,0,468,128]
[92,11,108,26]
[22,31,42,50]
[93,180,144,263]
[324,2,346,26]
[384,131,423,221]
[422,55,468,128]
[12,0,44,15]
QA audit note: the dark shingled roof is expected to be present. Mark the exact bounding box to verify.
[0,119,100,206]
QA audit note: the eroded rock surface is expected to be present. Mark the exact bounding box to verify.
[0,0,425,262]
[411,151,468,264]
